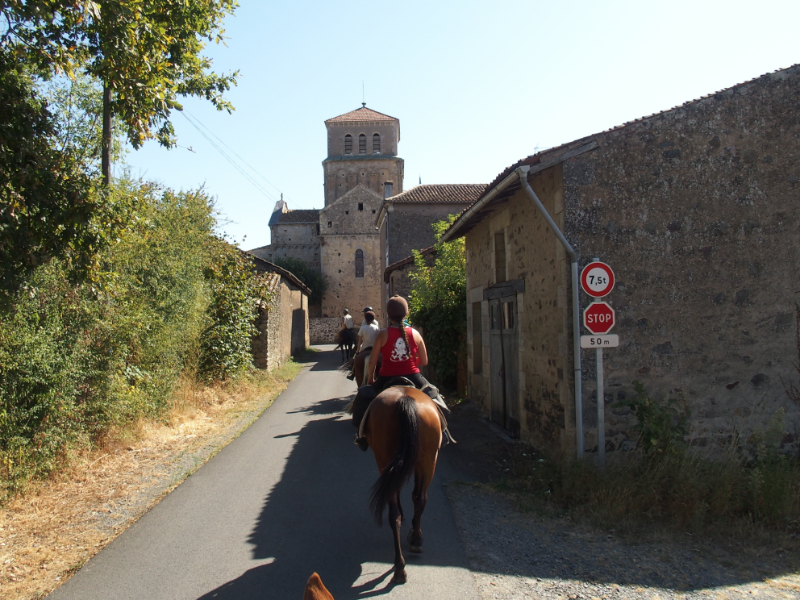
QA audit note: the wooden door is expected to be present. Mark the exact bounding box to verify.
[489,296,519,436]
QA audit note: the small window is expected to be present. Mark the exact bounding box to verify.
[345,210,349,215]
[355,249,364,278]
[384,182,393,198]
[358,203,363,211]
[358,134,366,154]
[344,134,352,154]
[316,224,320,235]
[373,133,381,154]
[328,221,332,228]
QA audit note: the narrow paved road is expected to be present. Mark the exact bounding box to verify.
[48,346,480,600]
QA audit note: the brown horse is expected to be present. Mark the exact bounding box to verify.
[334,328,357,362]
[303,573,334,600]
[363,386,442,584]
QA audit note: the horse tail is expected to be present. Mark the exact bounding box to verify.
[369,395,419,525]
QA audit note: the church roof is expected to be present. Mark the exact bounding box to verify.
[386,184,486,204]
[325,105,398,124]
[271,209,320,225]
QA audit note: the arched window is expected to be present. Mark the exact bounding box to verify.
[344,134,352,154]
[355,249,364,278]
[358,134,366,154]
[372,133,381,154]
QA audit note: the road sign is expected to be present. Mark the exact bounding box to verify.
[581,262,615,298]
[580,334,620,348]
[583,302,615,334]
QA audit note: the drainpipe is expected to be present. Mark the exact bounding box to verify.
[516,166,584,459]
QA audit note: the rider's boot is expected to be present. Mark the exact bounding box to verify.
[353,435,369,451]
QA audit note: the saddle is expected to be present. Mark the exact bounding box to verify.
[357,378,455,444]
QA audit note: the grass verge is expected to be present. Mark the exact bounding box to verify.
[0,358,304,600]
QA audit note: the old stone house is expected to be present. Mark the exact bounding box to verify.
[442,65,800,460]
[250,255,311,370]
[249,106,482,333]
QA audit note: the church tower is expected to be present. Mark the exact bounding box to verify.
[323,105,404,206]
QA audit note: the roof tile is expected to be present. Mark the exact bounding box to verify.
[386,184,486,204]
[326,106,398,123]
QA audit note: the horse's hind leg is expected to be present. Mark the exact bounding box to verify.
[388,492,407,583]
[407,469,432,553]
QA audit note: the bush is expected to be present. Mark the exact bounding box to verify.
[268,257,326,307]
[0,180,271,495]
[408,216,466,389]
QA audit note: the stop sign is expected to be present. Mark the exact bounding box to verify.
[583,302,615,334]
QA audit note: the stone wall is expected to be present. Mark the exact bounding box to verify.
[465,166,572,456]
[387,203,470,264]
[310,317,340,344]
[252,274,309,371]
[465,65,800,458]
[562,66,800,454]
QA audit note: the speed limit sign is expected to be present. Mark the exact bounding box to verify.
[580,261,614,298]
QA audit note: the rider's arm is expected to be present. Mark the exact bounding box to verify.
[413,329,428,367]
[367,330,387,385]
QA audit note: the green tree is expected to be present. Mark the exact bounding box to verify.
[1,1,239,183]
[268,257,327,307]
[408,215,467,389]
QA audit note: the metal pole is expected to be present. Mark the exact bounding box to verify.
[596,346,605,470]
[518,167,583,458]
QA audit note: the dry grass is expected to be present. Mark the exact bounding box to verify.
[0,361,303,600]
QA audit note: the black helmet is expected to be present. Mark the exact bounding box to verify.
[362,306,373,313]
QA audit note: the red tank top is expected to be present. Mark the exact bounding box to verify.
[379,326,420,376]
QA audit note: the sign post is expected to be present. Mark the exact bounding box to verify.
[580,259,616,469]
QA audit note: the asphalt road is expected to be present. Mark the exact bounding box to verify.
[48,346,481,600]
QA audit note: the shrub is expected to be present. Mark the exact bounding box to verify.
[408,216,466,389]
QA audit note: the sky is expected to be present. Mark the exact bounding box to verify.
[121,0,800,250]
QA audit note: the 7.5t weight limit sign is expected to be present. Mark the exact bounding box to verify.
[580,261,615,298]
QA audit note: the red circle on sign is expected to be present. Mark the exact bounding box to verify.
[580,262,615,298]
[583,302,615,334]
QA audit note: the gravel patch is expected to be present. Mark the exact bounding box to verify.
[446,483,800,600]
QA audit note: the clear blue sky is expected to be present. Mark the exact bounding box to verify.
[121,0,800,250]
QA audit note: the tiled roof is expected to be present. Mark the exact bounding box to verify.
[443,64,800,241]
[386,184,486,204]
[326,105,398,123]
[273,209,320,224]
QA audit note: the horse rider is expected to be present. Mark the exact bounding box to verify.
[352,296,453,450]
[341,308,354,332]
[348,308,380,384]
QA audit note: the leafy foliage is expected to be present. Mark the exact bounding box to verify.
[615,381,689,456]
[199,242,272,381]
[408,216,466,388]
[0,52,130,298]
[268,256,327,306]
[0,180,271,495]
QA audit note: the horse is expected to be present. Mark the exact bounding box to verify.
[346,350,382,387]
[334,328,357,362]
[363,385,442,584]
[303,573,334,600]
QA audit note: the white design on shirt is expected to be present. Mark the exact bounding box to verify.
[390,336,410,362]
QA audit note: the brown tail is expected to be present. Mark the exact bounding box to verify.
[303,572,334,600]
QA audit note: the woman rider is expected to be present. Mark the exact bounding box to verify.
[352,296,428,449]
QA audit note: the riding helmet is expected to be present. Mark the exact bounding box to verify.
[386,296,408,321]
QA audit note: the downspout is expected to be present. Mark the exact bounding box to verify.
[516,166,584,459]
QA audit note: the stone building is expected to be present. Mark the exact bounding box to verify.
[376,184,485,309]
[443,65,800,460]
[250,256,311,370]
[249,106,483,331]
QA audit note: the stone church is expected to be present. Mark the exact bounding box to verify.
[249,105,485,326]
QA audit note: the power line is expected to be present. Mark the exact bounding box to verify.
[178,111,278,202]
[182,110,290,203]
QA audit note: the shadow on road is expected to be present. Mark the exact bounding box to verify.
[196,348,457,600]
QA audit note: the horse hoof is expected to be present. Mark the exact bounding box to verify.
[409,544,423,554]
[392,570,407,584]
